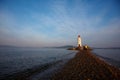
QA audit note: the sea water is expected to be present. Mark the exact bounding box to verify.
[93,49,120,68]
[0,47,77,78]
[0,47,120,79]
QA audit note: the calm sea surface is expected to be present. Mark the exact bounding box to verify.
[0,47,120,78]
[93,49,120,68]
[0,47,77,78]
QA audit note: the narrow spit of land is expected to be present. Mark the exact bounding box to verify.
[52,50,120,80]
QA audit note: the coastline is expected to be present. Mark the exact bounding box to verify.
[52,50,120,80]
[1,50,120,80]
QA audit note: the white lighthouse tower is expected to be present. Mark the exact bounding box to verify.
[77,35,82,48]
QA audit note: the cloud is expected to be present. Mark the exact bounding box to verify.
[0,0,120,47]
[30,1,104,37]
[85,17,120,47]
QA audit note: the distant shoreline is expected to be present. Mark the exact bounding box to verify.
[0,45,120,49]
[93,48,120,49]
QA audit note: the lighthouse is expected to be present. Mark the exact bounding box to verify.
[77,35,82,48]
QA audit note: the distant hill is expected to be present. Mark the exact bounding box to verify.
[0,45,42,48]
[0,45,19,48]
[0,45,75,49]
[52,45,75,48]
[93,47,120,49]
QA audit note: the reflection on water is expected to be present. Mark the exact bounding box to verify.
[0,47,120,79]
[93,49,120,68]
[0,47,77,78]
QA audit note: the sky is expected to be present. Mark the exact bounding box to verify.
[0,0,120,47]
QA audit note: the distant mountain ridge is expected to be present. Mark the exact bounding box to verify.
[52,45,75,48]
[0,45,19,48]
[0,45,120,49]
[93,47,120,49]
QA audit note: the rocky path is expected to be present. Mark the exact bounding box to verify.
[52,50,120,80]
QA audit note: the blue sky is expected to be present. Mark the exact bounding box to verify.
[0,0,120,47]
